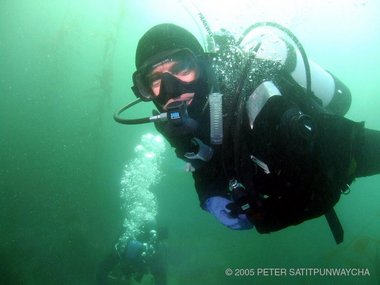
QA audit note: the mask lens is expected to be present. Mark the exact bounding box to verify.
[146,49,198,84]
[133,49,198,100]
[132,49,199,104]
[165,49,198,75]
[132,70,154,101]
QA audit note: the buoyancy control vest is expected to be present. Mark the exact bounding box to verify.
[239,77,361,237]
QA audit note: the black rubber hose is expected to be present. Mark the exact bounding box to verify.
[113,98,152,125]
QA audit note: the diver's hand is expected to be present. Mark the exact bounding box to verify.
[203,196,253,230]
[225,202,243,218]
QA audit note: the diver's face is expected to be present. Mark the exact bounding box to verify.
[148,60,198,110]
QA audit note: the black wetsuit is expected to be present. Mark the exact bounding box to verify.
[159,83,380,237]
[154,34,380,236]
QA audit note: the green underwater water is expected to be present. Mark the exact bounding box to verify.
[1,0,380,284]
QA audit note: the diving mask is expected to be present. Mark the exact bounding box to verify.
[132,48,200,106]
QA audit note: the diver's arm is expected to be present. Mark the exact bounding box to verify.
[192,163,229,205]
[150,242,168,285]
[192,166,253,230]
[96,248,119,285]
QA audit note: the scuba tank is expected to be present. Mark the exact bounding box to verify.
[290,52,351,116]
[238,22,351,116]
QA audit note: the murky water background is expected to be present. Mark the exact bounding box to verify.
[1,0,380,284]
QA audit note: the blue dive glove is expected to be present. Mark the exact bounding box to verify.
[204,196,253,230]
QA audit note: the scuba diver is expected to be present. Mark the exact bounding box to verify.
[114,23,380,244]
[97,133,167,284]
[96,219,168,285]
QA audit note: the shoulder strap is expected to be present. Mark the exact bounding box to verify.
[325,208,344,244]
[222,43,262,180]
